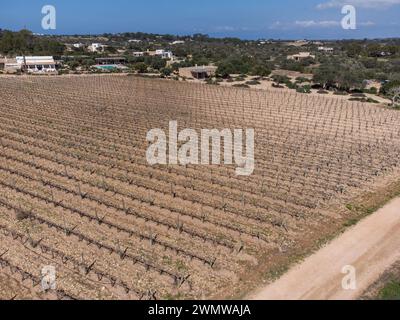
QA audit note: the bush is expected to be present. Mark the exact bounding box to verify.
[333,91,349,95]
[296,85,311,94]
[364,87,378,94]
[272,75,290,84]
[234,76,246,82]
[380,80,400,95]
[295,77,310,83]
[366,98,379,103]
[349,97,378,103]
[16,211,29,221]
[317,90,329,94]
[160,67,172,77]
[379,281,400,300]
[286,82,298,90]
[245,80,261,85]
[134,62,148,73]
[351,93,366,98]
[206,79,219,85]
[233,84,250,88]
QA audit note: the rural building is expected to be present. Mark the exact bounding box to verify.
[318,46,334,53]
[171,40,185,45]
[179,65,217,80]
[287,52,315,61]
[15,56,57,74]
[146,49,174,60]
[1,57,22,73]
[132,51,144,57]
[95,57,126,65]
[156,49,173,59]
[89,43,106,52]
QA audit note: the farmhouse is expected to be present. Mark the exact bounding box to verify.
[73,43,85,48]
[146,49,174,59]
[318,46,334,53]
[89,43,106,52]
[1,57,21,73]
[179,65,217,80]
[14,56,57,74]
[170,40,185,45]
[132,51,144,57]
[287,52,315,61]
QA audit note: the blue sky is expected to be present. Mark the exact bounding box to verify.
[0,0,399,39]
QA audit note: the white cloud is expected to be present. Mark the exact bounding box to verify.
[269,20,341,30]
[359,21,376,26]
[294,20,341,28]
[212,26,251,32]
[317,0,400,9]
[269,19,376,29]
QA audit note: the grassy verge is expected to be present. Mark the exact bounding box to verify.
[379,281,400,300]
[238,178,400,299]
[266,180,400,283]
[343,179,400,228]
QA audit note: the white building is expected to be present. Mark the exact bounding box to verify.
[2,57,21,73]
[73,43,85,48]
[16,56,57,74]
[88,43,106,52]
[132,51,144,57]
[155,49,173,59]
[287,52,315,61]
[318,46,334,53]
[170,40,185,45]
[128,39,142,43]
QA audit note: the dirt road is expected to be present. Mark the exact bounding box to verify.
[250,197,400,300]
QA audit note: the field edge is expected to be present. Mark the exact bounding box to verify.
[231,176,400,301]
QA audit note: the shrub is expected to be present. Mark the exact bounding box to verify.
[16,211,29,221]
[296,85,311,94]
[364,87,378,94]
[366,98,379,103]
[272,75,290,84]
[286,82,298,90]
[333,91,349,95]
[351,93,366,98]
[233,84,250,88]
[245,80,261,85]
[379,281,400,300]
[206,79,219,85]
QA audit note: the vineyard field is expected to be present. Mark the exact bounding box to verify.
[0,75,399,300]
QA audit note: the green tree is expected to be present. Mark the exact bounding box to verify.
[134,62,148,73]
[161,67,172,76]
[251,65,271,77]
